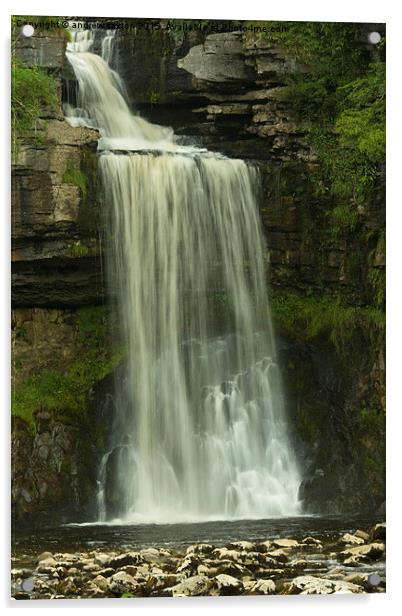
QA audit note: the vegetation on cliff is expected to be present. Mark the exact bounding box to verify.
[11,56,58,159]
[12,307,124,427]
[250,22,385,232]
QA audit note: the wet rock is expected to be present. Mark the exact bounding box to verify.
[11,568,31,578]
[254,540,272,552]
[108,571,140,595]
[165,574,213,597]
[338,533,365,546]
[226,540,255,552]
[37,551,53,563]
[118,565,138,577]
[58,577,78,596]
[94,552,112,567]
[215,573,243,595]
[97,567,115,578]
[215,560,249,577]
[196,564,210,577]
[145,573,178,595]
[186,543,214,556]
[92,575,109,592]
[82,581,106,597]
[371,523,386,541]
[36,557,57,574]
[272,538,299,549]
[108,552,142,569]
[13,591,31,600]
[340,542,385,562]
[176,554,201,578]
[83,563,101,573]
[249,579,276,595]
[354,529,370,542]
[289,558,308,568]
[265,549,289,563]
[301,536,322,546]
[283,575,364,595]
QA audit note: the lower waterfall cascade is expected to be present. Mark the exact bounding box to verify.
[65,28,302,523]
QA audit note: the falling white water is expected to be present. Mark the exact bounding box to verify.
[66,29,301,523]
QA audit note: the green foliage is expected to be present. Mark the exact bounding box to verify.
[12,307,124,427]
[250,23,385,218]
[330,203,359,233]
[336,61,385,161]
[11,56,58,158]
[68,241,91,258]
[62,161,88,198]
[271,292,385,355]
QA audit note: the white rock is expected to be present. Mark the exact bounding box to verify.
[284,575,364,594]
[338,533,365,546]
[250,579,276,595]
[36,558,57,574]
[215,573,243,595]
[108,571,139,595]
[340,542,385,561]
[94,553,111,567]
[301,536,322,546]
[272,538,299,549]
[226,540,255,552]
[93,575,109,592]
[166,575,213,597]
[354,529,370,542]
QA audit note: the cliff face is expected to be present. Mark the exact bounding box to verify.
[11,26,385,524]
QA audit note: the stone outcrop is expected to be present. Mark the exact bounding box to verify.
[12,31,102,307]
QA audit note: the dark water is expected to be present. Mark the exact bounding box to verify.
[12,514,382,558]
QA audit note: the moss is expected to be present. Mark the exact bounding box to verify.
[271,292,385,358]
[11,56,58,160]
[330,203,359,234]
[12,306,125,427]
[62,161,88,199]
[68,241,91,258]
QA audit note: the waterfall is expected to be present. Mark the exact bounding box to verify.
[66,29,301,523]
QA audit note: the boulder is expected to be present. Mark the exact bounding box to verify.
[354,529,370,542]
[283,575,364,595]
[36,557,57,574]
[145,573,179,594]
[226,540,255,552]
[140,547,167,563]
[249,579,276,595]
[37,551,53,563]
[215,573,243,595]
[371,523,386,541]
[94,552,112,567]
[166,574,213,597]
[340,542,385,562]
[186,543,214,556]
[108,552,142,569]
[301,536,322,546]
[265,549,289,563]
[108,571,140,595]
[92,575,109,592]
[272,538,299,549]
[176,554,201,577]
[58,577,78,596]
[338,533,365,546]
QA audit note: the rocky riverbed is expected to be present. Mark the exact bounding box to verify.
[11,522,385,599]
